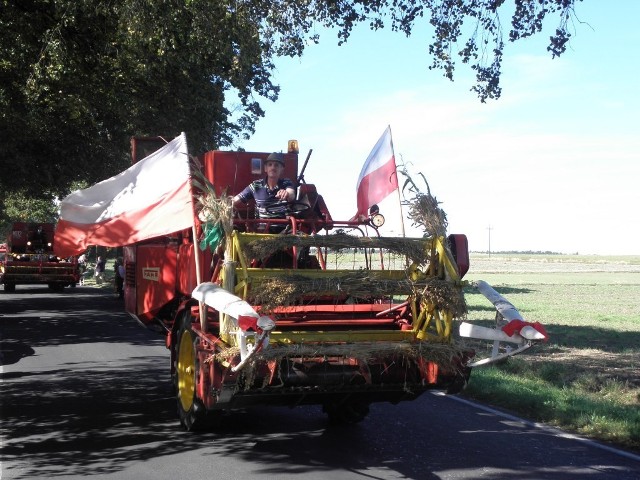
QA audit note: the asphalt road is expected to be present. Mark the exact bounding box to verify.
[1,285,639,480]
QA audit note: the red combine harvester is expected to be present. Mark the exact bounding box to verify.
[124,137,547,430]
[0,222,80,292]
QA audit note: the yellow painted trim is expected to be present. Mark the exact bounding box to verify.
[270,329,417,343]
[435,236,460,281]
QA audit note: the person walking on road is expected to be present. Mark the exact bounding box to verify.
[114,258,125,297]
[78,253,87,285]
[95,256,106,285]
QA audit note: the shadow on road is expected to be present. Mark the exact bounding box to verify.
[1,288,638,479]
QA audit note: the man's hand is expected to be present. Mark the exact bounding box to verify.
[276,188,295,201]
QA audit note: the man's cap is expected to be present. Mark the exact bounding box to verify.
[266,152,285,165]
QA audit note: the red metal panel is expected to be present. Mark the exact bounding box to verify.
[177,242,198,295]
[448,233,470,278]
[201,150,299,197]
[134,244,178,320]
[9,223,28,251]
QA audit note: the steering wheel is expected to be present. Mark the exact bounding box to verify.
[264,200,310,217]
[287,201,311,216]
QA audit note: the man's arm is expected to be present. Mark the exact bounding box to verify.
[275,187,295,202]
[277,179,296,202]
[232,195,244,207]
[233,183,255,207]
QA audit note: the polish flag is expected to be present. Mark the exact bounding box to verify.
[353,126,398,219]
[54,133,193,257]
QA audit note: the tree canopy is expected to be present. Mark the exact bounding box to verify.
[0,0,581,228]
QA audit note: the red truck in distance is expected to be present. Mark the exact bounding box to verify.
[0,222,80,292]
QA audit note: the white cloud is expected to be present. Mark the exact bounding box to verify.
[240,4,640,255]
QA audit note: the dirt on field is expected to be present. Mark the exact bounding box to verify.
[468,254,640,391]
[470,254,640,274]
[530,347,639,388]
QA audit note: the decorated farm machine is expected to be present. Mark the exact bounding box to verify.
[124,137,547,430]
[1,222,80,292]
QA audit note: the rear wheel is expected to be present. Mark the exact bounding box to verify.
[175,318,208,431]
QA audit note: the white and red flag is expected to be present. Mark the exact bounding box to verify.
[54,133,193,257]
[353,126,399,219]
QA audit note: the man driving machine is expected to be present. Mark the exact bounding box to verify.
[232,152,296,220]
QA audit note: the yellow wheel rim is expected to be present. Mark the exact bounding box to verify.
[177,330,196,412]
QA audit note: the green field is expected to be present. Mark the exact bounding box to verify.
[461,253,640,452]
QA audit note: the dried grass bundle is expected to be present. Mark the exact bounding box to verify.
[191,163,233,250]
[400,168,448,238]
[195,191,233,237]
[249,272,413,312]
[398,167,466,317]
[208,340,469,390]
[244,234,429,265]
[407,192,448,238]
[421,279,467,318]
[249,275,465,318]
[257,340,465,364]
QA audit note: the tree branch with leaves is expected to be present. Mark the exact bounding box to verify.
[0,0,583,227]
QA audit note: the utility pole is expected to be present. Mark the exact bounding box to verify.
[487,225,493,258]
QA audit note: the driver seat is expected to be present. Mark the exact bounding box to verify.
[297,184,318,212]
[296,184,333,232]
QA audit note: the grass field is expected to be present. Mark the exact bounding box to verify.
[460,253,640,453]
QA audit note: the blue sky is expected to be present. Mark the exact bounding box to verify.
[238,2,639,255]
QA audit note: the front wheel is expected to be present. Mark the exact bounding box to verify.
[175,319,208,431]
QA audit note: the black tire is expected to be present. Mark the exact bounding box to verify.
[3,283,16,293]
[323,401,370,425]
[175,316,209,431]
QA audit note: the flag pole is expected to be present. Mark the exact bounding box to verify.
[183,132,207,333]
[388,126,406,238]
